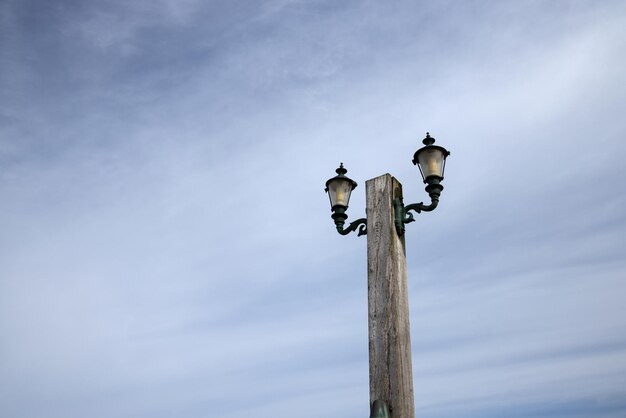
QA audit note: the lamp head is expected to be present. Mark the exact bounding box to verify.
[412,132,450,183]
[325,163,358,210]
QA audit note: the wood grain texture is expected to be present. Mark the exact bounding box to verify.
[366,174,414,418]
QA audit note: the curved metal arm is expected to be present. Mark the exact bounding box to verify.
[405,198,439,214]
[394,181,444,236]
[330,205,367,237]
[337,217,367,236]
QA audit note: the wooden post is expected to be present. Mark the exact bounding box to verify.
[366,174,414,418]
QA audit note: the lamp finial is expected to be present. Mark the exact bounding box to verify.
[422,132,435,146]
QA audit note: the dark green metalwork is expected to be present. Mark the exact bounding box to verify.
[331,204,367,236]
[337,215,367,236]
[369,400,390,418]
[326,164,366,237]
[394,132,449,236]
[394,176,444,236]
[325,133,449,238]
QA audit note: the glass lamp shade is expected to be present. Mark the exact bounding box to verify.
[325,164,358,209]
[413,145,449,181]
[327,178,354,207]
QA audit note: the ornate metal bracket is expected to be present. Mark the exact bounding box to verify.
[369,400,390,418]
[393,180,444,236]
[337,217,367,236]
[330,204,367,236]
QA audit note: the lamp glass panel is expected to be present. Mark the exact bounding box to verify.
[417,148,445,179]
[328,178,353,207]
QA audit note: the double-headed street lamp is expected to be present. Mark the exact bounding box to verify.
[326,132,450,237]
[324,133,450,418]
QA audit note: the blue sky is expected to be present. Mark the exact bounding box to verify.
[1,1,626,417]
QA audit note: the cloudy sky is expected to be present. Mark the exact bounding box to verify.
[2,1,626,417]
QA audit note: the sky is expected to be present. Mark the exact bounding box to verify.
[1,0,626,417]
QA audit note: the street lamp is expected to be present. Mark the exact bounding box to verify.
[325,132,450,237]
[395,132,450,235]
[324,132,450,418]
[325,163,367,236]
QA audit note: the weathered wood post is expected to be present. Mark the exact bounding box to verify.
[366,174,414,418]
